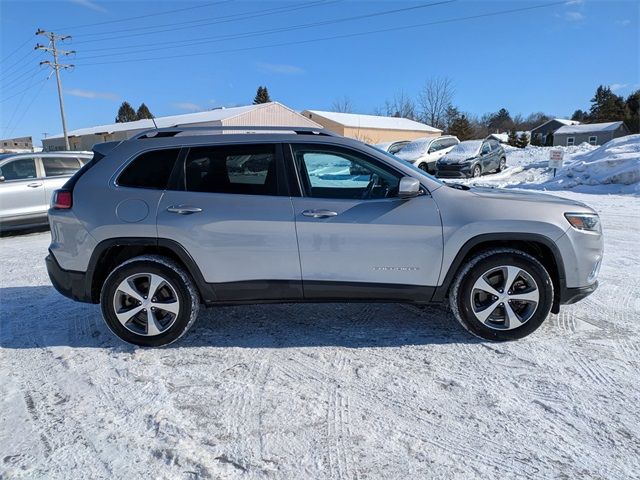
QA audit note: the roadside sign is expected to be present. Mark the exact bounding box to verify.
[549,150,564,168]
[549,150,564,177]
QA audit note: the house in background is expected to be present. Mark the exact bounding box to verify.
[1,136,33,153]
[553,121,630,147]
[301,110,441,144]
[42,102,321,151]
[530,118,581,146]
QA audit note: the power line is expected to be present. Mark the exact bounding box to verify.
[72,1,569,67]
[1,75,48,104]
[1,34,35,64]
[1,49,40,81]
[55,0,232,31]
[72,1,339,45]
[5,78,49,138]
[75,0,455,59]
[73,0,334,40]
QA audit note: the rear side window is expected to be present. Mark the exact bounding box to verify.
[118,148,180,190]
[183,144,278,196]
[43,157,81,177]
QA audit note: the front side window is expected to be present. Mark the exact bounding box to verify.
[481,142,491,155]
[42,157,81,177]
[567,137,575,146]
[183,144,277,196]
[118,148,181,189]
[0,158,37,181]
[589,136,597,145]
[292,145,400,200]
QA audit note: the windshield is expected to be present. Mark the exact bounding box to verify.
[448,141,482,156]
[394,138,432,160]
[368,145,444,186]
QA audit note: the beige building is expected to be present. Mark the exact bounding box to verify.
[42,102,321,151]
[1,136,33,153]
[302,110,441,144]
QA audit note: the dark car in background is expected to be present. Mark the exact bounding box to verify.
[435,139,506,178]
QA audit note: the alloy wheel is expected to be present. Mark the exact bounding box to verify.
[470,265,539,330]
[113,273,180,336]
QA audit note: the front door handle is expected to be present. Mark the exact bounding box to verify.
[27,182,42,188]
[167,205,202,215]
[302,209,338,218]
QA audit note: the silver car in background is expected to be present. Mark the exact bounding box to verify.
[0,151,92,231]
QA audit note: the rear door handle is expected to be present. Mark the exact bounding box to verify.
[302,209,338,218]
[27,182,42,188]
[166,205,202,215]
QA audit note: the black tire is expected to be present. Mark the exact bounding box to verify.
[472,164,482,177]
[449,249,553,341]
[497,157,507,172]
[100,255,200,347]
[418,162,430,174]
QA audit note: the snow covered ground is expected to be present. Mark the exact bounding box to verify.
[1,138,639,479]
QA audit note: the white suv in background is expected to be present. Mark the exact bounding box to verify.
[0,151,92,231]
[395,135,459,174]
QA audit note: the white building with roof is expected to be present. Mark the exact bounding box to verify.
[530,118,581,146]
[301,110,441,144]
[553,121,630,146]
[42,102,321,151]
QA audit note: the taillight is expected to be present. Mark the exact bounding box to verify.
[52,190,72,209]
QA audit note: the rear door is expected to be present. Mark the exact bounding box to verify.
[157,142,302,302]
[0,156,46,222]
[288,143,443,301]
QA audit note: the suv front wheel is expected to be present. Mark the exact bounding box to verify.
[100,255,200,347]
[449,249,553,341]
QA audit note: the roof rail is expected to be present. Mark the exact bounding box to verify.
[132,125,338,140]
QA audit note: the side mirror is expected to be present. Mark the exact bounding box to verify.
[398,176,421,198]
[0,176,4,182]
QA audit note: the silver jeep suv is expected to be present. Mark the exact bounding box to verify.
[46,127,603,346]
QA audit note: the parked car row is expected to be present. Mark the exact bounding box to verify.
[0,151,92,232]
[375,136,506,178]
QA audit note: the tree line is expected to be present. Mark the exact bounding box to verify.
[115,102,154,123]
[333,79,639,144]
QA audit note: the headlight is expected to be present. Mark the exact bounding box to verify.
[564,213,601,233]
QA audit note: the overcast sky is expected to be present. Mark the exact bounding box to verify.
[1,0,638,144]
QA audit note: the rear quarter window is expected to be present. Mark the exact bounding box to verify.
[117,148,181,190]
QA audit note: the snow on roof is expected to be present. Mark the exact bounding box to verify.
[304,110,442,132]
[555,121,625,135]
[555,118,581,126]
[48,103,275,140]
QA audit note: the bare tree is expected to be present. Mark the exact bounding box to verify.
[331,96,354,113]
[376,90,418,120]
[418,77,454,129]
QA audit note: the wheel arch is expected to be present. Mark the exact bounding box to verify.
[433,233,565,313]
[86,237,216,304]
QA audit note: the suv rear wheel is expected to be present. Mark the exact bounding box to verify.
[449,249,553,340]
[100,255,200,346]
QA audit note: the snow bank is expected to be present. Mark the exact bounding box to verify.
[540,134,640,192]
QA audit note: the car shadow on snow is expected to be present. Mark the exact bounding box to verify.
[0,286,480,350]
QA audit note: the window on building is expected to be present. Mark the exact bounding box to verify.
[42,157,82,177]
[184,144,278,196]
[566,137,575,146]
[118,148,181,190]
[589,136,597,146]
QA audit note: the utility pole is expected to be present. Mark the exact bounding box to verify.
[35,29,75,150]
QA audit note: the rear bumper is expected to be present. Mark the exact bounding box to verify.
[46,252,92,303]
[559,281,598,305]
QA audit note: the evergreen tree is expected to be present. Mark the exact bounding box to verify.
[589,85,626,122]
[253,86,272,104]
[507,130,519,147]
[115,101,137,123]
[624,90,640,133]
[517,132,529,148]
[488,108,514,133]
[447,114,473,140]
[136,103,154,120]
[571,109,588,122]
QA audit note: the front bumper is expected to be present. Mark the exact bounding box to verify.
[435,163,473,178]
[560,281,598,305]
[46,252,92,303]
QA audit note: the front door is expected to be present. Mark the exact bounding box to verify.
[157,142,302,302]
[288,143,443,301]
[0,156,46,223]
